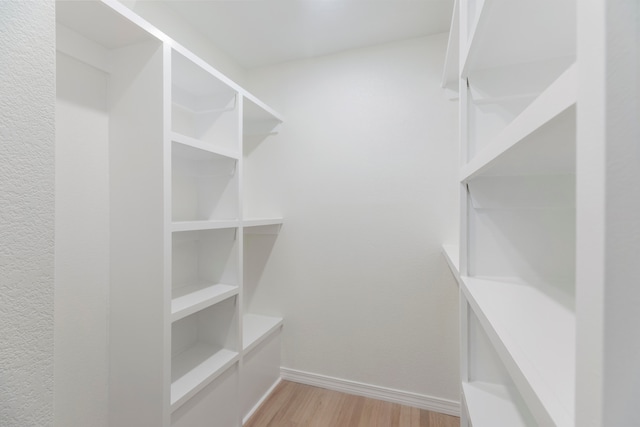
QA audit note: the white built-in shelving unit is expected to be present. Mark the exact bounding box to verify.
[443,1,640,426]
[55,1,284,425]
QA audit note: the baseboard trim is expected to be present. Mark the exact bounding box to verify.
[242,377,282,425]
[280,367,460,417]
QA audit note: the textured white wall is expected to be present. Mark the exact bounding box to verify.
[0,1,56,426]
[245,34,460,401]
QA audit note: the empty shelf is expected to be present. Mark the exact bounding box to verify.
[442,245,461,286]
[463,381,532,427]
[172,220,240,233]
[461,276,575,426]
[172,132,239,160]
[172,283,239,322]
[171,346,239,412]
[461,64,576,181]
[243,314,283,354]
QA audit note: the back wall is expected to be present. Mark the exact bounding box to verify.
[244,33,461,406]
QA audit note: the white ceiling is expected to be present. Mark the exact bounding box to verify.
[164,0,455,69]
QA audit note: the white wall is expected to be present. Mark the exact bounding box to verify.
[54,52,110,427]
[120,0,247,86]
[244,34,460,402]
[0,1,56,426]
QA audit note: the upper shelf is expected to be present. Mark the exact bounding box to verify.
[243,96,283,139]
[461,63,576,181]
[461,276,575,426]
[461,0,576,78]
[56,0,161,74]
[441,0,459,96]
[172,220,240,233]
[172,132,240,161]
[442,245,461,286]
[56,1,158,51]
[172,49,237,113]
[243,218,283,235]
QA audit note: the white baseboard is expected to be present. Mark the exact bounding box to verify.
[280,367,460,417]
[242,377,282,425]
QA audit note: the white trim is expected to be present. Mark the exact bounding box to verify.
[242,377,282,425]
[280,368,461,417]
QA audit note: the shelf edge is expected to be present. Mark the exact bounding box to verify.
[460,276,575,427]
[460,63,577,182]
[242,315,283,355]
[170,349,240,412]
[442,245,461,286]
[171,131,240,160]
[462,381,531,427]
[441,0,460,89]
[171,284,239,323]
[172,220,240,233]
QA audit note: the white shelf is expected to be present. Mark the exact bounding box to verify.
[461,0,575,77]
[461,0,488,76]
[172,220,240,233]
[243,218,283,235]
[461,63,577,181]
[172,132,240,161]
[172,49,237,113]
[461,276,575,426]
[172,283,239,322]
[441,245,461,286]
[243,96,282,138]
[243,314,283,354]
[243,218,283,228]
[243,96,283,125]
[441,0,459,95]
[463,381,532,427]
[171,346,239,412]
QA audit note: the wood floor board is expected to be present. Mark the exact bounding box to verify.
[244,381,459,427]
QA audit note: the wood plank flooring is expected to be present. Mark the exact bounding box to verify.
[244,381,460,427]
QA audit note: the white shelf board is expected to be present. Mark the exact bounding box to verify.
[463,381,531,427]
[172,283,239,322]
[460,0,489,77]
[471,93,538,106]
[171,345,239,412]
[172,48,236,104]
[442,245,461,286]
[172,220,239,233]
[243,314,283,354]
[243,95,283,125]
[441,0,459,90]
[243,98,282,137]
[461,63,577,181]
[461,276,575,426]
[461,0,575,77]
[172,132,239,160]
[243,218,283,235]
[56,0,157,51]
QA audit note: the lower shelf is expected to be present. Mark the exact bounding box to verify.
[243,314,283,354]
[463,381,533,427]
[171,346,239,412]
[461,276,575,426]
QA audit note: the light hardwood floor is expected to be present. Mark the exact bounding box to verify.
[244,381,460,427]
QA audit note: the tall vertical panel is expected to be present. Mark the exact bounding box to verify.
[576,1,640,426]
[109,40,168,427]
